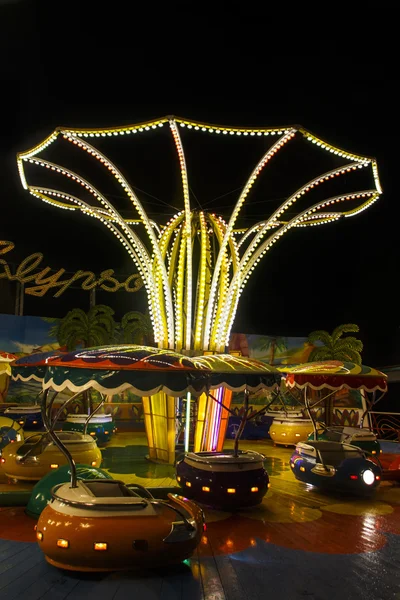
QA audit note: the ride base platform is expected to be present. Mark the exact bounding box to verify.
[1,434,400,599]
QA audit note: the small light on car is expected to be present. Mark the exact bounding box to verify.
[0,458,5,464]
[33,421,38,425]
[227,488,236,494]
[185,481,192,487]
[350,475,358,480]
[268,483,271,488]
[36,531,43,541]
[202,486,210,492]
[372,450,376,455]
[19,421,24,425]
[57,539,69,548]
[251,487,259,492]
[90,432,96,436]
[295,433,301,437]
[177,476,181,482]
[376,475,381,480]
[50,464,59,469]
[300,466,305,472]
[94,542,108,551]
[104,431,109,435]
[91,461,97,467]
[362,469,375,485]
[281,433,286,436]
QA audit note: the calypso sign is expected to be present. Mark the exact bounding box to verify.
[0,241,143,297]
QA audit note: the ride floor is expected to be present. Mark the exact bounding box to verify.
[1,434,400,599]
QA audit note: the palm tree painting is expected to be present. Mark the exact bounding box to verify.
[252,336,287,365]
[51,305,116,414]
[306,324,363,426]
[119,311,154,346]
[56,305,116,351]
[307,324,363,365]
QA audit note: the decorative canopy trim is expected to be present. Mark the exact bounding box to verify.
[11,371,44,383]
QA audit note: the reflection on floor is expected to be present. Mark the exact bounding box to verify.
[1,433,400,598]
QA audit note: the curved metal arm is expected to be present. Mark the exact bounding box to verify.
[304,388,318,441]
[50,390,85,429]
[83,395,106,435]
[41,389,79,488]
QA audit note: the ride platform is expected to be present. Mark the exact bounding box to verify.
[1,435,400,599]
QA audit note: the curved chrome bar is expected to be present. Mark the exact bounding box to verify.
[83,395,106,435]
[126,483,155,499]
[149,499,196,531]
[50,390,85,430]
[41,389,79,488]
[304,388,318,441]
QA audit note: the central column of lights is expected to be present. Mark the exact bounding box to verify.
[203,129,296,350]
[63,133,174,348]
[193,212,209,351]
[207,214,239,352]
[169,120,193,352]
[173,228,187,351]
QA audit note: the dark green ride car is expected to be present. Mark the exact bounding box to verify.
[307,425,381,456]
[62,414,116,444]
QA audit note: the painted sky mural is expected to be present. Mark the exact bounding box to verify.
[0,313,311,365]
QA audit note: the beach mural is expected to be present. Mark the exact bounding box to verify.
[0,314,366,428]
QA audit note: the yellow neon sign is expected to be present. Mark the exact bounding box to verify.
[0,241,143,297]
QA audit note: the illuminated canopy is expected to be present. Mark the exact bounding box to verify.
[280,360,387,392]
[41,345,281,397]
[17,117,382,353]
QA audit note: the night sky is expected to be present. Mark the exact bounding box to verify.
[0,1,397,367]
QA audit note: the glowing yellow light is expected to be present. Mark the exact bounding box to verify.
[300,466,306,472]
[227,488,236,494]
[185,481,192,488]
[50,464,59,469]
[36,531,43,541]
[32,420,38,424]
[16,117,381,355]
[91,461,97,467]
[177,476,181,482]
[94,542,108,551]
[202,486,211,492]
[251,487,259,493]
[90,432,96,436]
[57,539,69,548]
